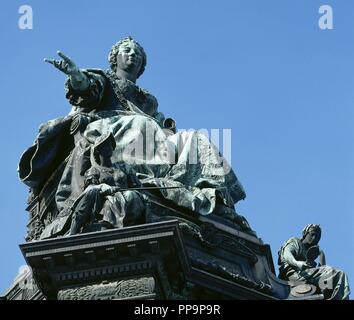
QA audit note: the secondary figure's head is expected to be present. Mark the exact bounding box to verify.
[301,224,322,246]
[108,36,146,80]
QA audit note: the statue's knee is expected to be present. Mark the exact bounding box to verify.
[122,191,145,221]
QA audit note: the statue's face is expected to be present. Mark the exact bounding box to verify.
[303,230,321,246]
[116,41,143,77]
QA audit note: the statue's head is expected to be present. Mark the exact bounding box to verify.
[108,36,147,79]
[301,224,321,246]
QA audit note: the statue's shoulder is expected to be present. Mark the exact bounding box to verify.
[139,87,158,107]
[282,237,301,248]
[278,237,301,261]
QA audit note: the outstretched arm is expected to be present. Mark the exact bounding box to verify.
[45,51,106,110]
[44,51,90,91]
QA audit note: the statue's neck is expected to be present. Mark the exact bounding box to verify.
[115,69,137,83]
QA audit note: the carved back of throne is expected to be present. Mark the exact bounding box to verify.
[25,160,67,241]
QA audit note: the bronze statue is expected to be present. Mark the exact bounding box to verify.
[13,37,350,302]
[278,224,350,300]
[18,37,248,240]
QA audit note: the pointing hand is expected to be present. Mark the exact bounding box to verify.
[44,51,79,76]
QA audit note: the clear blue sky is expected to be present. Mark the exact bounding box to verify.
[0,0,353,297]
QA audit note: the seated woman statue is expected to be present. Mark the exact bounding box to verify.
[18,37,250,239]
[278,224,350,300]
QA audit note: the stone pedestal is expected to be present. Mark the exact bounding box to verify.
[4,201,324,300]
[12,218,290,300]
[19,220,189,299]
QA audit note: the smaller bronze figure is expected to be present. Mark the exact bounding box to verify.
[69,167,114,235]
[278,224,350,300]
[68,133,145,235]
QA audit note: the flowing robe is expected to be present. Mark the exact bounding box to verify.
[18,69,246,238]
